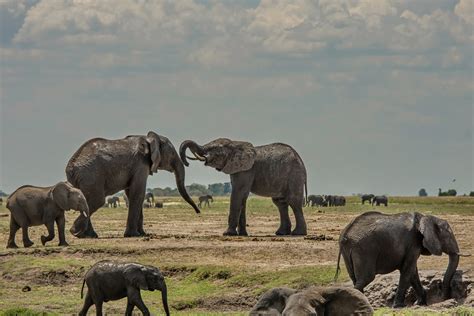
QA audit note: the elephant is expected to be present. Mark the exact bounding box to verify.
[124,194,129,208]
[325,195,345,207]
[306,195,326,207]
[335,211,463,308]
[145,192,155,204]
[0,197,3,205]
[106,196,120,208]
[154,202,163,208]
[372,195,388,206]
[180,138,308,236]
[79,260,169,316]
[361,194,374,205]
[250,286,373,316]
[66,131,200,238]
[198,194,213,208]
[6,181,89,248]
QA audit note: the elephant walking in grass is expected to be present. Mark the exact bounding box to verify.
[361,194,374,205]
[372,195,388,206]
[306,195,326,207]
[6,181,89,248]
[336,211,464,308]
[66,132,200,238]
[106,196,120,208]
[180,138,308,236]
[198,195,213,207]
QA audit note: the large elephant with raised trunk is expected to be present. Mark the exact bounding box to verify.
[180,138,308,236]
[66,132,200,238]
[336,211,464,308]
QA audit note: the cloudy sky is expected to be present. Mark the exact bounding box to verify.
[0,0,472,196]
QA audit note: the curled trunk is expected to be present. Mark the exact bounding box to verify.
[179,140,206,166]
[173,159,201,214]
[442,253,459,299]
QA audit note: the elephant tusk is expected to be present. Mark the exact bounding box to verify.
[82,211,88,218]
[186,155,199,161]
[190,152,206,161]
[458,253,471,257]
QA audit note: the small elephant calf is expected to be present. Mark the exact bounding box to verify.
[6,181,89,248]
[79,260,170,316]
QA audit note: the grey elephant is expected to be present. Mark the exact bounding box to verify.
[250,286,373,316]
[106,196,120,208]
[306,195,326,207]
[66,131,200,238]
[326,195,345,207]
[79,260,169,316]
[6,181,89,248]
[180,138,308,236]
[372,195,387,206]
[0,197,3,205]
[145,192,155,204]
[361,194,374,205]
[336,211,463,308]
[198,194,213,208]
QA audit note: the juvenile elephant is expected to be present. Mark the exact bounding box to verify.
[6,181,89,248]
[106,196,120,208]
[79,260,169,316]
[306,195,326,207]
[250,286,373,316]
[336,211,463,307]
[180,138,308,236]
[66,132,200,238]
[372,195,388,206]
[198,195,213,207]
[361,194,374,205]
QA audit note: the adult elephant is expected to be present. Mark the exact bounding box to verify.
[66,132,200,238]
[333,195,346,206]
[145,192,154,204]
[361,194,374,205]
[306,194,326,207]
[180,138,308,236]
[335,211,463,308]
[106,196,120,208]
[372,195,388,206]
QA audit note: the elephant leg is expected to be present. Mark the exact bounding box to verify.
[41,221,55,246]
[7,217,20,248]
[125,298,135,316]
[352,252,375,293]
[224,191,247,236]
[272,197,291,235]
[238,195,249,236]
[393,261,416,308]
[56,214,69,246]
[78,292,94,316]
[95,300,103,316]
[411,268,427,305]
[71,193,103,238]
[289,197,307,235]
[128,288,150,316]
[21,226,34,248]
[125,177,146,237]
[198,201,202,207]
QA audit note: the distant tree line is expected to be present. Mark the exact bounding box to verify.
[0,190,7,197]
[149,182,232,197]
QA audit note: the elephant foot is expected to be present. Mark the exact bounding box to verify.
[124,230,141,237]
[58,241,69,247]
[71,226,98,239]
[223,228,238,236]
[392,301,406,309]
[238,230,248,236]
[40,235,48,246]
[23,240,34,248]
[137,229,148,236]
[275,226,291,236]
[6,241,18,249]
[291,227,307,236]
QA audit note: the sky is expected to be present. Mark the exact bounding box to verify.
[0,0,472,196]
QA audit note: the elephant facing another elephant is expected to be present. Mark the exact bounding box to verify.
[250,286,373,315]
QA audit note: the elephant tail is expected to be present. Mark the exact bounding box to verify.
[304,178,308,207]
[81,279,85,299]
[334,248,342,282]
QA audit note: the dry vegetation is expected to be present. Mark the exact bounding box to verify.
[0,196,473,315]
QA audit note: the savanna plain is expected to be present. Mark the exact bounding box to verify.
[0,196,473,315]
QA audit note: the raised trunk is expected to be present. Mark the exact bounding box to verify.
[179,140,206,166]
[161,283,170,316]
[173,159,201,214]
[442,253,459,299]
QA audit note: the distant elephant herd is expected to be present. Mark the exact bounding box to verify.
[3,131,467,315]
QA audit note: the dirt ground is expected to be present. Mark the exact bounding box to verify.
[0,196,473,315]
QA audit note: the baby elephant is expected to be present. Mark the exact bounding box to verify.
[79,261,170,316]
[6,181,89,248]
[250,286,373,316]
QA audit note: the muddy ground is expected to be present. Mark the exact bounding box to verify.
[0,196,473,315]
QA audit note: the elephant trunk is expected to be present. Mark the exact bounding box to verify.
[442,253,459,299]
[173,158,201,214]
[160,282,170,316]
[179,140,206,167]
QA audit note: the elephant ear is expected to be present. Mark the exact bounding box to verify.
[52,182,72,211]
[418,215,443,256]
[125,266,149,290]
[147,131,162,175]
[222,141,256,175]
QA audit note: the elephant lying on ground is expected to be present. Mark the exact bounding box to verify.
[79,260,169,316]
[361,194,374,205]
[66,132,200,238]
[306,195,326,207]
[372,195,387,206]
[250,286,373,315]
[6,181,89,248]
[198,194,213,207]
[336,211,465,308]
[180,138,308,236]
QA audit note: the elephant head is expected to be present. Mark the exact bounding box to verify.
[52,182,89,218]
[416,213,461,299]
[125,265,170,316]
[180,138,257,175]
[147,132,200,214]
[249,287,297,315]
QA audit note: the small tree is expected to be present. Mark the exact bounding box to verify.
[447,189,457,196]
[469,191,474,197]
[418,188,428,197]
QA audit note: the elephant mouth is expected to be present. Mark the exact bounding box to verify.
[186,152,207,163]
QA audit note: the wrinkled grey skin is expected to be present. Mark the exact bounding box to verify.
[79,260,169,316]
[6,181,89,248]
[106,196,120,208]
[361,194,374,205]
[66,131,200,238]
[145,192,155,204]
[180,138,308,236]
[198,195,213,208]
[306,195,326,207]
[336,211,461,308]
[250,286,373,316]
[372,195,387,206]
